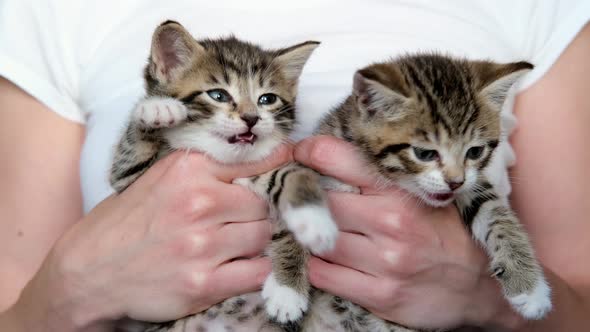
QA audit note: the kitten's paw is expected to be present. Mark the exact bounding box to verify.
[262,273,308,323]
[507,279,552,320]
[134,97,187,128]
[283,205,338,254]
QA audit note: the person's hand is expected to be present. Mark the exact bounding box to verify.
[295,136,518,330]
[9,146,291,332]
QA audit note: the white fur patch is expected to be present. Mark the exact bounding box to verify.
[262,273,308,323]
[508,278,552,320]
[165,121,281,163]
[283,205,338,254]
[134,97,187,128]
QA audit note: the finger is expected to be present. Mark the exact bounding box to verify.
[327,192,388,234]
[307,257,381,310]
[211,257,271,301]
[209,144,293,182]
[328,191,421,240]
[211,183,269,222]
[316,232,383,276]
[120,151,182,199]
[294,136,378,188]
[215,221,271,262]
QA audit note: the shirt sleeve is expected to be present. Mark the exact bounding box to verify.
[0,0,84,123]
[517,0,590,91]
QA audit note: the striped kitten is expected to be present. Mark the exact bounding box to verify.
[111,21,336,331]
[309,54,552,328]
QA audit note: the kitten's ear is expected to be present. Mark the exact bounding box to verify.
[353,65,409,118]
[275,41,320,81]
[148,21,205,83]
[473,61,533,111]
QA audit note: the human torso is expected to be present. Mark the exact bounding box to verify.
[79,0,533,211]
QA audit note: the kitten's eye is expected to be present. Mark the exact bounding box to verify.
[207,89,231,103]
[413,147,439,162]
[466,146,484,160]
[258,93,278,105]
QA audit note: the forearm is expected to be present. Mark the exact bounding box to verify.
[0,307,24,332]
[0,269,115,332]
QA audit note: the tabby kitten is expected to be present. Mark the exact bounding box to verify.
[111,21,338,331]
[306,54,552,329]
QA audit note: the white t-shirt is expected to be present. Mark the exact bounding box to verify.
[1,0,588,212]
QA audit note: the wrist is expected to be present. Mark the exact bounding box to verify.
[465,273,525,331]
[0,305,26,332]
[11,256,118,332]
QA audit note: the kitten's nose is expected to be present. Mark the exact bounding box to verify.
[241,114,259,128]
[447,180,464,191]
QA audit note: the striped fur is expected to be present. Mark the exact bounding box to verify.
[315,54,551,327]
[113,25,550,331]
[110,21,340,332]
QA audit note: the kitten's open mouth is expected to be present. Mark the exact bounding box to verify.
[427,192,454,201]
[228,131,257,145]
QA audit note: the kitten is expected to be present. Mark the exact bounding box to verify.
[113,22,552,331]
[302,54,552,330]
[111,21,337,331]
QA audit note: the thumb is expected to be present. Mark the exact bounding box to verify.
[294,135,378,189]
[209,144,294,182]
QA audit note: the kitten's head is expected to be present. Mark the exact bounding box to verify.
[351,54,532,206]
[144,21,319,163]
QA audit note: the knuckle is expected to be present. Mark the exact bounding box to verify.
[175,233,210,258]
[187,190,218,217]
[383,245,415,274]
[376,211,403,232]
[182,270,210,296]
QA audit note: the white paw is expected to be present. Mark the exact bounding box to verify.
[508,279,552,319]
[262,273,308,323]
[283,205,338,254]
[134,97,187,128]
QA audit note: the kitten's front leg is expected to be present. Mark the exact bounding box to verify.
[458,182,552,320]
[110,97,188,192]
[234,164,338,323]
[235,164,339,255]
[133,97,187,128]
